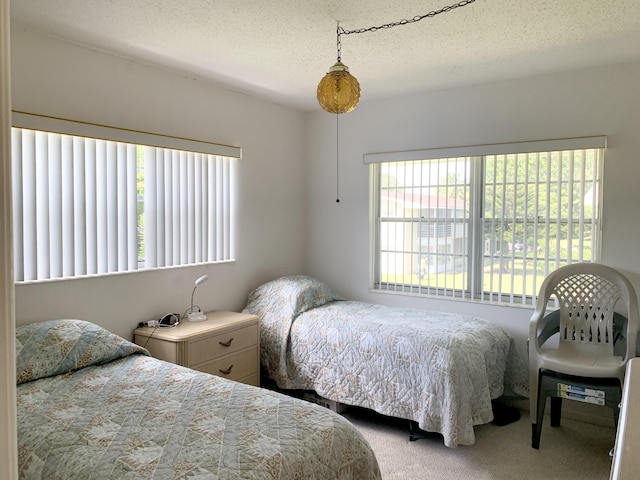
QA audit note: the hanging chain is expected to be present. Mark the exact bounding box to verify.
[337,22,342,62]
[337,0,476,39]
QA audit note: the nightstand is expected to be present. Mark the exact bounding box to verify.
[133,311,260,386]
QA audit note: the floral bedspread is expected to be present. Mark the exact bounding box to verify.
[16,319,380,479]
[243,276,529,448]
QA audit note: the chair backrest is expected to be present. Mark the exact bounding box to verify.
[534,263,639,360]
[554,272,620,350]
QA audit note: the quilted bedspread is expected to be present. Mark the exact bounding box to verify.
[243,276,529,448]
[16,319,380,479]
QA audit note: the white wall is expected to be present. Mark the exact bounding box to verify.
[305,61,640,358]
[10,27,308,340]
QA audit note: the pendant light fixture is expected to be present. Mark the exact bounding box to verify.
[317,0,477,203]
[316,0,477,114]
[317,23,360,114]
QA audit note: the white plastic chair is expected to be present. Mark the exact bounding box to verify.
[529,263,639,449]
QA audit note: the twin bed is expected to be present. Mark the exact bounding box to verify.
[16,319,380,479]
[16,274,527,478]
[243,275,528,448]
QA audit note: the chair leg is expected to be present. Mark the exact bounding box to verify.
[550,396,562,427]
[532,423,540,449]
[532,373,623,450]
[532,381,547,449]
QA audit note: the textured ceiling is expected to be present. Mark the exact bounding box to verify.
[9,0,640,111]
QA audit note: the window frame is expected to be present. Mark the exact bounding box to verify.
[367,136,606,305]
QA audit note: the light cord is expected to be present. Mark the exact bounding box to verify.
[336,112,340,203]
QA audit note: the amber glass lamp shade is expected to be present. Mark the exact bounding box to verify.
[316,61,361,114]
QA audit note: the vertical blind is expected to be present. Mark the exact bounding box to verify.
[11,123,238,282]
[376,157,473,299]
[480,148,602,304]
[143,147,235,269]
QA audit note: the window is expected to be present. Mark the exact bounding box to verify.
[367,137,605,305]
[11,112,240,282]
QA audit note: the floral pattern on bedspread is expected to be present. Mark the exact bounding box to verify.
[17,354,380,479]
[243,276,528,448]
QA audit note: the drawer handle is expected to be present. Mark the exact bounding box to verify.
[219,338,234,347]
[219,364,234,375]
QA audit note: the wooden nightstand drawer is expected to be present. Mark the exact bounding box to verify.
[189,324,258,366]
[195,348,259,383]
[133,311,260,386]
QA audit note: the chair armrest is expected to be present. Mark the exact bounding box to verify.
[536,310,560,347]
[613,312,628,343]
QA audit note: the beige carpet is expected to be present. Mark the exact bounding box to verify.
[343,407,615,480]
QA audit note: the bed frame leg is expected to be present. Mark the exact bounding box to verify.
[409,420,426,441]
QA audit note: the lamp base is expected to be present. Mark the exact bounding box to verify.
[187,311,207,322]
